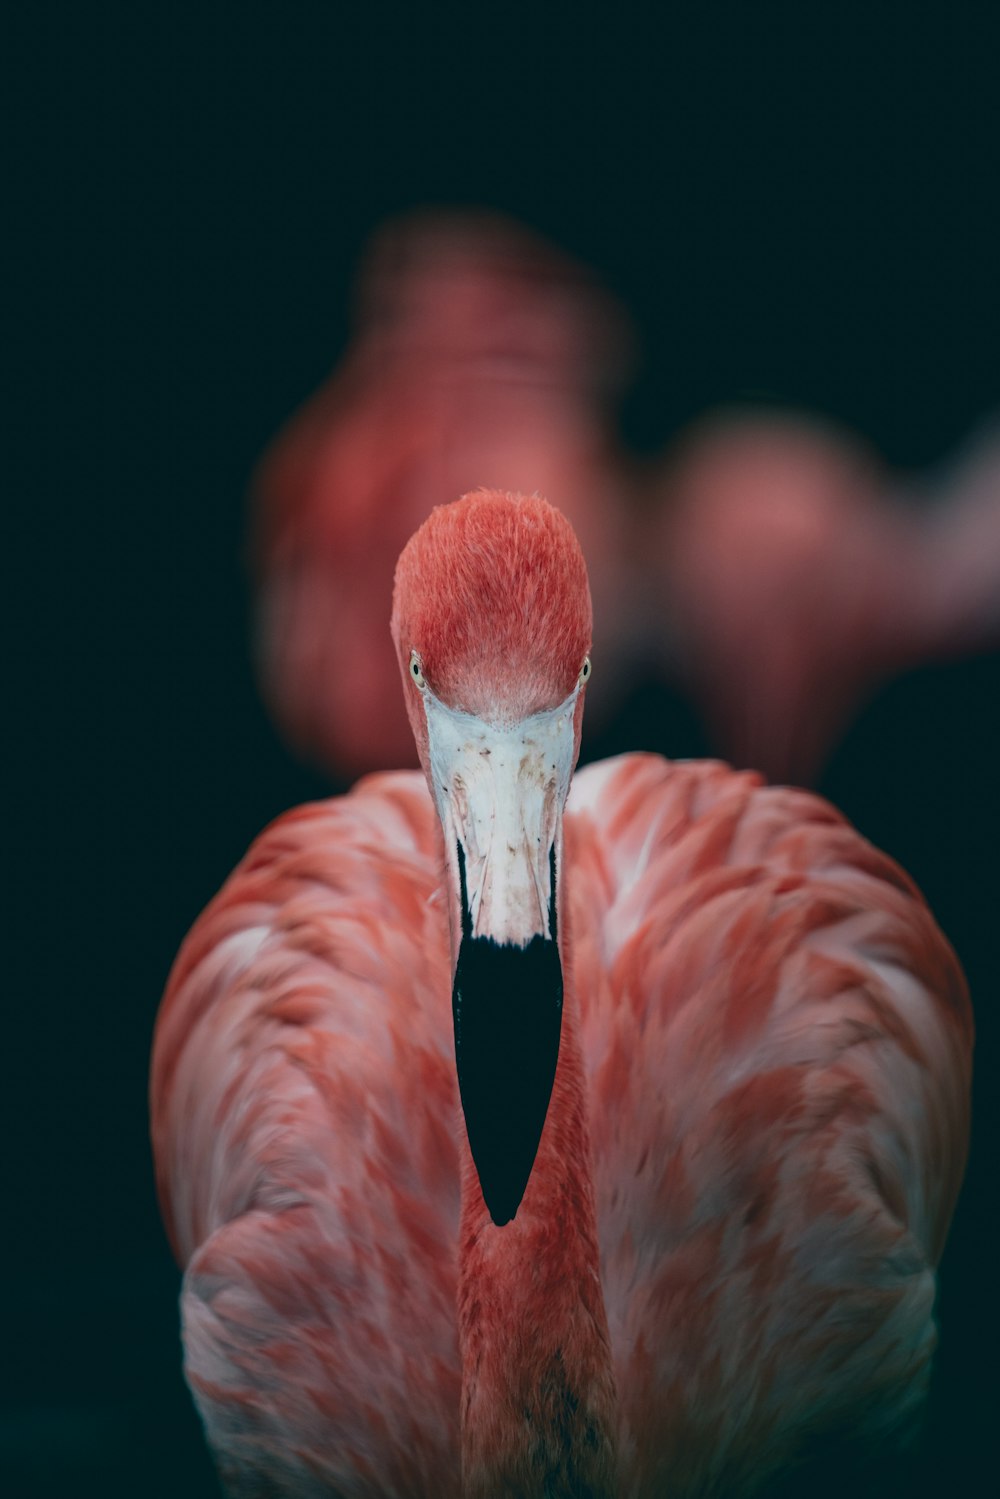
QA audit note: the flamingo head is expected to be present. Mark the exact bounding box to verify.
[391,490,592,1223]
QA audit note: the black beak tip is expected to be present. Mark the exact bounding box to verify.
[453,932,563,1229]
[480,1168,529,1227]
[473,1143,539,1228]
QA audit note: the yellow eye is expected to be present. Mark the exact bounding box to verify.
[579,656,592,685]
[410,651,426,689]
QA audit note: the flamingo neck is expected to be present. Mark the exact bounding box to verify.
[455,927,618,1498]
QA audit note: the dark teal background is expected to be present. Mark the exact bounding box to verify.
[7,4,997,1494]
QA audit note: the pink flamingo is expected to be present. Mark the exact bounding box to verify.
[652,411,1000,786]
[152,490,972,1496]
[895,421,1000,662]
[250,213,638,780]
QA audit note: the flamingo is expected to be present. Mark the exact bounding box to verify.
[250,212,639,780]
[152,490,972,1496]
[652,410,1000,786]
[895,420,1000,661]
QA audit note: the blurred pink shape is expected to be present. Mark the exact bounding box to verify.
[653,411,1000,786]
[900,423,1000,660]
[250,211,639,778]
[251,214,999,792]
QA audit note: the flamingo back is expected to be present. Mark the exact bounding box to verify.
[152,755,971,1496]
[566,754,971,1494]
[152,773,463,1496]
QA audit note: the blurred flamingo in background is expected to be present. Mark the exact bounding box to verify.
[894,420,1000,661]
[251,212,640,781]
[154,490,971,1497]
[251,207,999,796]
[651,410,1000,786]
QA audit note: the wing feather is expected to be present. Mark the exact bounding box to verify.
[567,754,972,1492]
[151,771,462,1496]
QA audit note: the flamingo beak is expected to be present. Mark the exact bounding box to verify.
[423,690,579,1225]
[451,842,563,1226]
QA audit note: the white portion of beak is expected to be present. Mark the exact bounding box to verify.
[423,687,580,948]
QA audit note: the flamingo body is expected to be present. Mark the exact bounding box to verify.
[653,411,1000,785]
[153,750,970,1495]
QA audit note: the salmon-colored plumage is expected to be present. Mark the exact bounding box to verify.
[153,490,972,1496]
[653,411,1000,785]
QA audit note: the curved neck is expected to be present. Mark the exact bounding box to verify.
[455,928,618,1498]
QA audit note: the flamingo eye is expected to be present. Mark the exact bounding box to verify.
[410,651,427,689]
[579,656,592,685]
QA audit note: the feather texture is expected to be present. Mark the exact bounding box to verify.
[152,754,970,1496]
